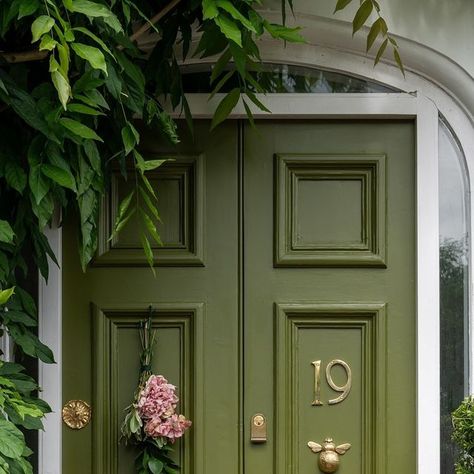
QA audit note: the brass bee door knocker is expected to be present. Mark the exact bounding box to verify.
[307,437,351,473]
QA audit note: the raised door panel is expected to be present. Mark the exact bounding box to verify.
[275,304,386,474]
[62,121,240,474]
[92,305,203,474]
[94,154,204,266]
[244,120,416,474]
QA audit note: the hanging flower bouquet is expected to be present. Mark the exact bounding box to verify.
[121,314,192,473]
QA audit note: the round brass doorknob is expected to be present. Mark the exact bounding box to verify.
[62,400,92,430]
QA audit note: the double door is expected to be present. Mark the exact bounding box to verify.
[62,119,416,473]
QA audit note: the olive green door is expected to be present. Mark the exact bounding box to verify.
[62,119,416,474]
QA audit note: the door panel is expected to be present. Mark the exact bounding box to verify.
[243,121,416,474]
[62,121,240,473]
[62,119,416,474]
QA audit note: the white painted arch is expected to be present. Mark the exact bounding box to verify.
[38,14,474,474]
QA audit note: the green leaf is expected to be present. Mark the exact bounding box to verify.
[71,43,107,75]
[67,103,104,116]
[0,287,15,305]
[8,325,55,363]
[83,141,102,174]
[141,210,162,246]
[140,234,155,274]
[31,15,55,43]
[137,159,168,173]
[0,418,25,460]
[334,0,353,13]
[263,22,305,43]
[139,186,160,222]
[148,458,164,474]
[374,38,388,65]
[3,310,37,327]
[353,0,374,35]
[367,18,383,51]
[210,48,232,84]
[246,90,270,113]
[140,173,157,201]
[18,0,40,19]
[5,162,27,194]
[242,99,255,128]
[0,221,15,245]
[215,0,256,32]
[121,122,140,156]
[68,0,111,18]
[393,48,405,76]
[29,165,49,205]
[60,118,103,141]
[71,27,114,58]
[211,88,240,130]
[202,0,219,19]
[41,164,77,192]
[39,34,57,51]
[109,190,135,240]
[16,287,38,318]
[50,67,71,110]
[215,16,242,47]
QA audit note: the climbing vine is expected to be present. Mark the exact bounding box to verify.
[0,0,400,471]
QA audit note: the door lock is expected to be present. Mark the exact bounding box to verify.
[250,413,267,443]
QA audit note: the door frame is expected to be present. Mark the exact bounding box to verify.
[38,92,441,474]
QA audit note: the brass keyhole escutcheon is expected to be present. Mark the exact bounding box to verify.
[254,415,264,427]
[62,400,92,430]
[251,413,267,443]
[307,437,351,473]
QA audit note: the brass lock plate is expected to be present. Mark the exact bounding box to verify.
[251,413,267,443]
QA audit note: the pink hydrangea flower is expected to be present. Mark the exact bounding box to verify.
[137,375,178,420]
[145,414,192,443]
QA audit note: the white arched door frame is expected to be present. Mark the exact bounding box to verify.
[39,14,474,474]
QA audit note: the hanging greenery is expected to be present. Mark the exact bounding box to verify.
[452,397,474,473]
[0,0,401,471]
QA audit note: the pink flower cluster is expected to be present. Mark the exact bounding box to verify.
[137,375,192,443]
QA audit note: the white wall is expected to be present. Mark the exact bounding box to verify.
[262,0,474,77]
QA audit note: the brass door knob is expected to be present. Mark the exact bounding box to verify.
[62,400,92,429]
[307,437,351,473]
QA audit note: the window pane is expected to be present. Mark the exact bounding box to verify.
[182,63,397,93]
[439,119,470,474]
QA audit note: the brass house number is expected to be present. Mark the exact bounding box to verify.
[312,359,352,406]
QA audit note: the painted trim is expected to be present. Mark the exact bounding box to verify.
[38,224,62,474]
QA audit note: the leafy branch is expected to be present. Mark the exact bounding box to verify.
[335,0,405,75]
[0,0,401,471]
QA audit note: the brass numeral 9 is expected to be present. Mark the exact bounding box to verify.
[311,359,352,406]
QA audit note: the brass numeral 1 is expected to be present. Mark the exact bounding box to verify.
[311,360,323,406]
[311,359,352,406]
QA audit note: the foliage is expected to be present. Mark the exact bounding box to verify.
[441,239,468,473]
[452,396,474,473]
[0,0,399,469]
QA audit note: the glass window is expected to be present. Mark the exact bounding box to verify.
[439,118,470,474]
[181,63,398,93]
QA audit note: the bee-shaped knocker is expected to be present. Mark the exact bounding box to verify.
[307,438,351,473]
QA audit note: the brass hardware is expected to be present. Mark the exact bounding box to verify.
[311,360,324,406]
[326,360,352,405]
[250,413,267,443]
[312,359,352,406]
[308,437,351,473]
[62,400,92,430]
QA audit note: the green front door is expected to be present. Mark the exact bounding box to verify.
[62,119,416,474]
